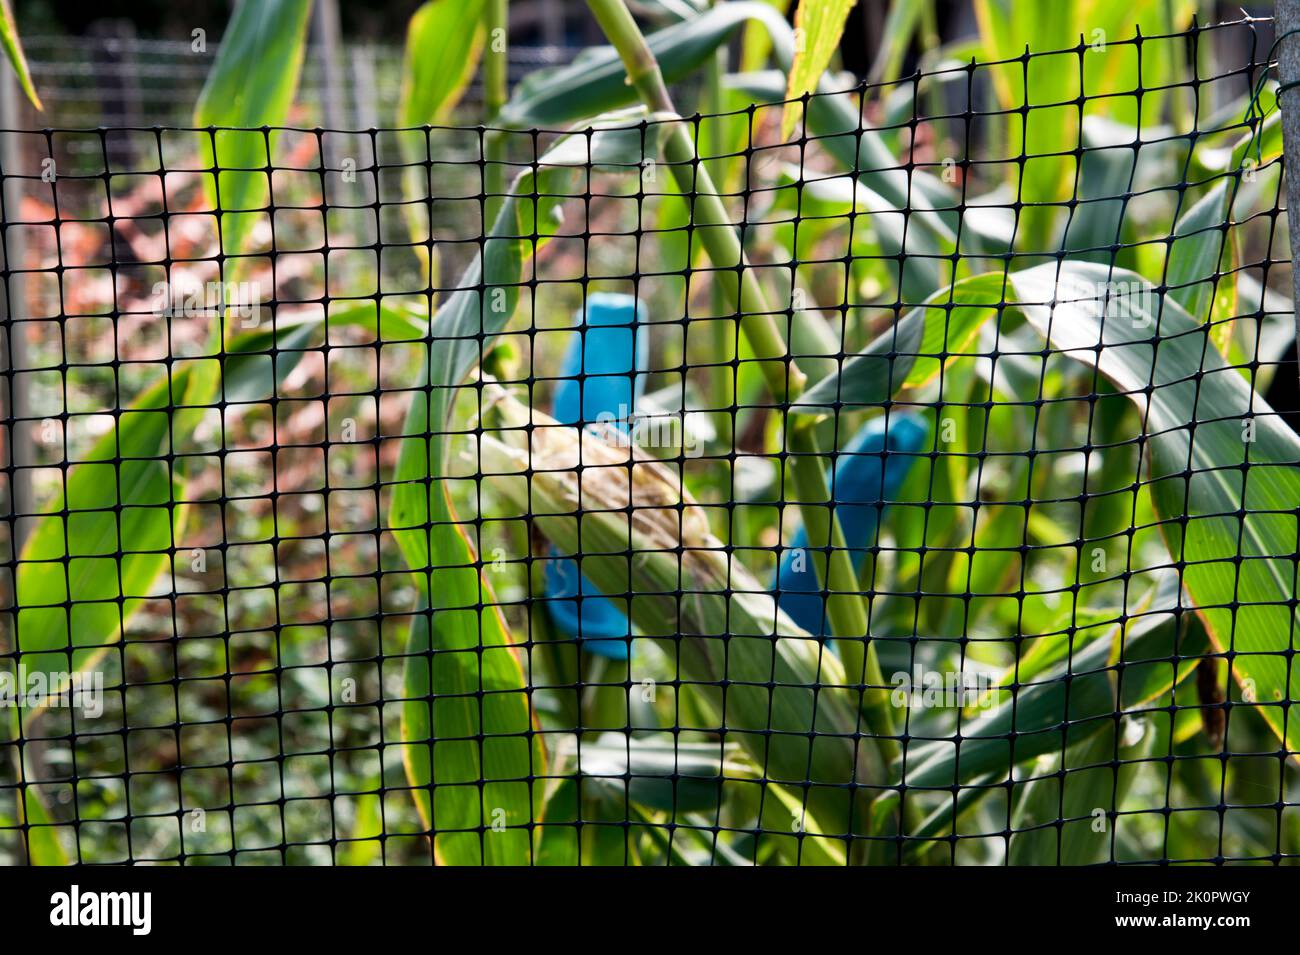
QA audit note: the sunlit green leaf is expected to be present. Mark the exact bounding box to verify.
[0,0,41,110]
[193,0,312,259]
[780,0,854,140]
[398,0,488,126]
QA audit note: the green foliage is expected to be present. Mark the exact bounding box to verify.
[193,0,313,260]
[16,371,194,691]
[398,0,489,126]
[501,1,789,127]
[0,0,40,110]
[781,0,854,139]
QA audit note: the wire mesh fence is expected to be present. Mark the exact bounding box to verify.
[1,14,1299,866]
[18,32,586,131]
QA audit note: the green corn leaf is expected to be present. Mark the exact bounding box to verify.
[560,734,753,814]
[1066,108,1279,271]
[895,770,1001,860]
[867,0,932,84]
[11,298,422,721]
[973,0,1195,252]
[388,110,665,864]
[983,586,1160,701]
[738,0,790,73]
[0,0,41,110]
[803,262,1299,761]
[1007,714,1154,865]
[502,0,966,275]
[501,2,789,128]
[898,602,1206,793]
[734,72,996,304]
[765,782,849,865]
[398,0,488,126]
[340,775,385,866]
[796,272,1011,410]
[534,779,581,865]
[1163,103,1280,332]
[224,300,429,403]
[821,263,1299,753]
[774,163,948,306]
[15,369,193,701]
[1165,180,1233,327]
[397,597,535,864]
[821,260,1300,756]
[1009,262,1300,754]
[802,258,1299,783]
[1060,118,1141,263]
[971,0,1077,252]
[780,0,854,140]
[900,630,1119,791]
[222,317,323,405]
[1161,119,1274,333]
[503,0,965,302]
[729,68,1013,264]
[17,786,69,865]
[194,0,312,259]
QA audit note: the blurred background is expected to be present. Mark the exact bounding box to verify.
[5,0,1282,129]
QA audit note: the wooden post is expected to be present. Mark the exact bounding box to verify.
[1275,0,1300,379]
[0,53,35,864]
[0,64,33,556]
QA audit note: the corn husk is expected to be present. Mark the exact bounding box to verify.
[475,385,884,839]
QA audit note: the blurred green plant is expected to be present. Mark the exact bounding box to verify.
[0,0,40,110]
[781,0,853,139]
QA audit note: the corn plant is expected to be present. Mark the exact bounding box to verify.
[2,0,1298,867]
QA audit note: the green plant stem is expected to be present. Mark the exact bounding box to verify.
[701,29,734,452]
[483,0,509,224]
[786,418,897,757]
[585,0,795,400]
[4,701,27,865]
[584,0,909,844]
[699,34,728,192]
[484,0,508,116]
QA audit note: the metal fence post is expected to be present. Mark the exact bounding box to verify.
[0,64,33,557]
[1275,0,1300,379]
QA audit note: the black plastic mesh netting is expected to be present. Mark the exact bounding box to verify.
[2,15,1299,866]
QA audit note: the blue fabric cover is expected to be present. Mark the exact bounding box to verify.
[775,413,928,636]
[543,293,648,659]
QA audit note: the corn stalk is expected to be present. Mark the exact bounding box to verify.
[582,0,902,776]
[478,385,880,846]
